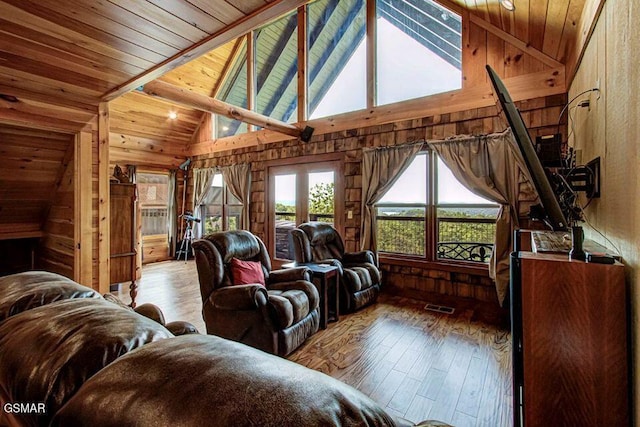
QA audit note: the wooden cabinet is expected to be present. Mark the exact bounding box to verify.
[510,250,629,426]
[110,182,138,307]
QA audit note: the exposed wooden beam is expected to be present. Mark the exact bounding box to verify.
[247,33,256,132]
[142,80,313,141]
[102,0,309,102]
[189,66,566,156]
[566,0,607,88]
[297,5,308,123]
[366,0,376,109]
[468,13,564,69]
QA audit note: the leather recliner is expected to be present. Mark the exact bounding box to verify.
[193,230,319,357]
[289,222,381,313]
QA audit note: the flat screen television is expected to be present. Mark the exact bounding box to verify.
[485,65,569,231]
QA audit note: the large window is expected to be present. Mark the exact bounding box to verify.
[255,11,298,124]
[199,174,242,236]
[137,173,169,237]
[307,0,366,119]
[212,0,463,134]
[376,0,462,105]
[376,153,498,264]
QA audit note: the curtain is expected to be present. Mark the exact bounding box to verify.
[428,129,537,306]
[167,170,177,257]
[127,165,137,184]
[221,163,251,230]
[192,168,217,238]
[360,142,423,253]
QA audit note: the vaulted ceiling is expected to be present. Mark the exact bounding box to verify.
[0,0,585,158]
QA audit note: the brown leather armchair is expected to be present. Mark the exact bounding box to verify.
[289,222,381,313]
[192,230,319,356]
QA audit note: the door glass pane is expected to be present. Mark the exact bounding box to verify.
[274,174,296,259]
[137,173,169,236]
[308,171,334,224]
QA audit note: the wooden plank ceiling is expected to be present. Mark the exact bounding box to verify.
[0,124,74,237]
[0,0,268,111]
[448,0,585,64]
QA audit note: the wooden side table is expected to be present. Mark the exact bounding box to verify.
[282,262,339,329]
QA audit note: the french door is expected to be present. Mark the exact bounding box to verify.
[267,158,343,266]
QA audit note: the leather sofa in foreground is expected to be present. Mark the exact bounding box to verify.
[0,271,430,427]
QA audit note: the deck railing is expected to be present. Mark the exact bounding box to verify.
[376,215,495,262]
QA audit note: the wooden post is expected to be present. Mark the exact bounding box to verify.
[142,80,314,141]
[74,130,93,287]
[247,33,256,133]
[366,0,377,109]
[98,102,110,294]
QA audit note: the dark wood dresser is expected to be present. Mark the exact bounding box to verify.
[510,245,629,426]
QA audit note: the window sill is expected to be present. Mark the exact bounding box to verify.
[379,254,490,277]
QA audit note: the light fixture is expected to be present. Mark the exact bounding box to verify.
[441,12,448,21]
[168,111,177,120]
[500,0,515,11]
[222,126,229,131]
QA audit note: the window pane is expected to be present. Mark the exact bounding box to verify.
[216,41,248,138]
[274,174,296,259]
[436,207,498,263]
[137,173,169,236]
[256,12,298,124]
[436,158,495,204]
[203,205,223,235]
[378,154,427,204]
[227,205,242,231]
[308,171,334,224]
[376,0,462,105]
[308,0,366,119]
[203,174,224,205]
[376,206,425,255]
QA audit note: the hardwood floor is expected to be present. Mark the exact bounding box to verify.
[114,260,512,427]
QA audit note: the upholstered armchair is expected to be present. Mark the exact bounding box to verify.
[289,222,381,313]
[192,230,319,357]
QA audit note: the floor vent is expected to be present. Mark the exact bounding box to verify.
[424,303,455,315]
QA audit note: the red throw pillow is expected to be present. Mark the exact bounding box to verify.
[229,258,266,287]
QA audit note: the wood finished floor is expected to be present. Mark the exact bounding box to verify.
[115,260,512,427]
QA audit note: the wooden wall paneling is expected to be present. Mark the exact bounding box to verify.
[98,102,110,294]
[555,0,585,64]
[566,0,606,87]
[463,21,488,87]
[74,130,93,286]
[568,2,639,423]
[39,147,74,278]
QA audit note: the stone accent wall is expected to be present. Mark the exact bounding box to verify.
[193,94,566,306]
